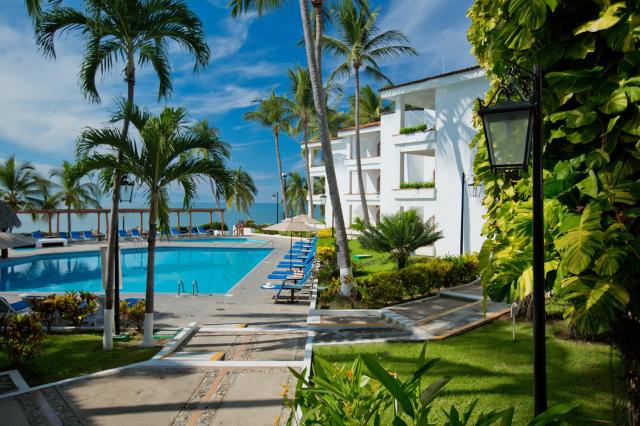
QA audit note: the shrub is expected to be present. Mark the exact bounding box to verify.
[399,265,431,298]
[400,181,435,189]
[399,123,428,134]
[59,291,97,330]
[28,295,60,332]
[316,263,338,285]
[127,300,146,332]
[200,222,229,231]
[359,271,404,308]
[316,228,333,238]
[0,314,44,367]
[119,300,130,329]
[316,246,336,265]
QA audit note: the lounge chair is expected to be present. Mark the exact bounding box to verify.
[268,263,313,280]
[130,229,143,241]
[0,296,29,320]
[83,231,97,241]
[70,231,85,242]
[59,232,69,239]
[170,227,183,238]
[198,226,212,235]
[124,297,144,307]
[31,231,45,239]
[118,230,130,240]
[274,271,314,303]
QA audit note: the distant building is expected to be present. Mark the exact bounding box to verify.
[304,66,489,256]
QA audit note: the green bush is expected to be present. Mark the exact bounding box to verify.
[400,181,435,189]
[27,295,60,332]
[399,264,431,298]
[119,300,130,329]
[0,314,44,367]
[316,246,336,265]
[399,123,428,134]
[359,271,404,308]
[200,222,229,231]
[127,300,145,332]
[58,291,97,330]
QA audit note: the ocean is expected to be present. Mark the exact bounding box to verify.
[13,202,291,234]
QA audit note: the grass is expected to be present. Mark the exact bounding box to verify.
[314,320,616,425]
[318,236,396,276]
[0,332,159,386]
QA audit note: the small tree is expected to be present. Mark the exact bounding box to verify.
[0,314,44,368]
[27,295,59,332]
[359,210,442,269]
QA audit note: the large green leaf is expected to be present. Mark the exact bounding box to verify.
[361,354,415,418]
[555,205,603,274]
[574,2,626,35]
[594,247,626,277]
[546,67,603,94]
[550,106,597,128]
[508,0,548,30]
[566,125,599,144]
[576,170,599,198]
[599,88,628,114]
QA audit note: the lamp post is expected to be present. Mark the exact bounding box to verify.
[272,192,279,223]
[460,173,482,255]
[282,173,289,219]
[115,175,134,335]
[477,64,546,415]
[319,193,327,224]
[319,193,334,238]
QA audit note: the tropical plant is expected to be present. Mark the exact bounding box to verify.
[229,0,354,297]
[35,184,61,235]
[225,167,257,215]
[24,0,59,22]
[468,0,640,422]
[127,299,145,332]
[77,105,229,346]
[191,119,231,228]
[244,92,292,218]
[0,313,44,368]
[0,155,46,212]
[286,66,316,218]
[348,84,390,125]
[37,0,210,349]
[58,291,97,330]
[50,161,101,235]
[27,295,60,332]
[324,0,416,226]
[284,171,308,215]
[359,210,443,269]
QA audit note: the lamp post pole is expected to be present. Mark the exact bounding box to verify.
[282,173,289,219]
[531,64,547,415]
[460,172,465,255]
[115,176,134,336]
[272,192,279,223]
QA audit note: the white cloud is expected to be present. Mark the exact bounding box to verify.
[182,84,267,115]
[208,13,256,60]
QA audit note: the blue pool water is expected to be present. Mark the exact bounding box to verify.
[178,237,265,244]
[0,247,271,294]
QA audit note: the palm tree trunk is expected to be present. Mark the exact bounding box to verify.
[303,120,314,219]
[298,0,352,296]
[47,214,52,235]
[274,128,289,218]
[67,205,72,235]
[354,68,370,226]
[104,57,134,350]
[141,193,157,347]
[312,1,322,79]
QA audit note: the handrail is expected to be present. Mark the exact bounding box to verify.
[192,280,200,296]
[177,280,185,296]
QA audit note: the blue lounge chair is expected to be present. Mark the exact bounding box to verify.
[124,297,144,307]
[170,227,183,238]
[274,271,313,303]
[59,231,69,239]
[268,263,313,280]
[83,231,97,241]
[118,230,130,240]
[31,231,45,239]
[70,231,85,241]
[130,229,143,240]
[197,226,212,235]
[0,296,29,320]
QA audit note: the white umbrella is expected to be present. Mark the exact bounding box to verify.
[263,219,316,270]
[289,214,323,225]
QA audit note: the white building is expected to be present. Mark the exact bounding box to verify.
[305,66,490,256]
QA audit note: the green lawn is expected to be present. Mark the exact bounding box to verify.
[314,321,614,425]
[318,236,396,276]
[0,333,159,386]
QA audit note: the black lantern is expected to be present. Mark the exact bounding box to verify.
[319,194,327,206]
[467,181,483,198]
[478,66,537,172]
[119,175,134,203]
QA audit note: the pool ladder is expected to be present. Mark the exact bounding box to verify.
[177,279,200,296]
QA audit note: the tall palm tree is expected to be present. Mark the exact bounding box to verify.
[35,183,62,235]
[24,0,59,22]
[0,156,45,211]
[191,120,231,229]
[37,0,210,348]
[348,84,390,125]
[286,66,316,219]
[244,92,292,218]
[225,167,257,215]
[78,105,229,347]
[50,161,102,235]
[230,0,354,297]
[285,172,308,216]
[325,0,416,226]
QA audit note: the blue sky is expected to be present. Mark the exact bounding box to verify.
[0,0,475,203]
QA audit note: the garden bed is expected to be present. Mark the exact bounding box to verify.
[0,332,159,386]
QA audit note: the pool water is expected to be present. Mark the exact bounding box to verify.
[0,247,271,294]
[178,237,265,244]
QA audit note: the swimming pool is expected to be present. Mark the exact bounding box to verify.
[176,237,266,244]
[0,246,271,294]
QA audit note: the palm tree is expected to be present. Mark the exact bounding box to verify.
[348,85,390,125]
[324,0,416,226]
[286,66,316,219]
[225,167,257,215]
[24,0,59,22]
[37,0,210,348]
[35,183,62,235]
[285,172,308,216]
[50,161,102,235]
[230,0,354,297]
[244,92,292,218]
[0,155,45,211]
[359,210,443,269]
[77,105,229,347]
[191,120,231,229]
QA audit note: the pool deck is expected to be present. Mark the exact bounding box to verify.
[0,235,310,425]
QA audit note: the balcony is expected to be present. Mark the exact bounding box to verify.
[393,187,436,201]
[344,156,380,167]
[344,192,381,203]
[392,128,436,145]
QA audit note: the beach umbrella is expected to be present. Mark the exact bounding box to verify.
[290,214,323,225]
[264,219,316,270]
[0,201,21,231]
[0,233,35,250]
